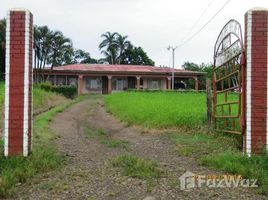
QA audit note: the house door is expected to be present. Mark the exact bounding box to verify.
[102,76,108,94]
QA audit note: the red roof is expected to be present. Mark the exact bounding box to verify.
[50,64,203,75]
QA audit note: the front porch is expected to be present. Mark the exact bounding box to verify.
[76,75,199,95]
[41,74,200,95]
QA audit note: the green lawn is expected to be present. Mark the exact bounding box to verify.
[105,91,207,128]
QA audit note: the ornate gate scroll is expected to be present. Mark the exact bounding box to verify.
[213,19,245,134]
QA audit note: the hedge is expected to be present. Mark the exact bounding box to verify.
[36,82,77,99]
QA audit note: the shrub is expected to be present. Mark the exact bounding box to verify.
[38,81,53,92]
[35,82,77,99]
[52,85,77,99]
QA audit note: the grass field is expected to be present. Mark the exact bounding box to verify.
[105,91,207,128]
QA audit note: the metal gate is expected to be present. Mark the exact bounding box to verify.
[213,19,245,134]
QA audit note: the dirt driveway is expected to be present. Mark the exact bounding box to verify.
[15,95,267,200]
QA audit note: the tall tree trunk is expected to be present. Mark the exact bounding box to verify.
[42,52,48,82]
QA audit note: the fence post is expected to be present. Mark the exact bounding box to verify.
[206,79,212,130]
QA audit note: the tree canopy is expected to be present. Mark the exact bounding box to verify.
[121,44,155,66]
[182,61,213,90]
[99,31,155,66]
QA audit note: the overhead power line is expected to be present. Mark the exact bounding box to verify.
[178,0,232,48]
[179,0,216,45]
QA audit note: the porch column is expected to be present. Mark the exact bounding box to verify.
[136,76,141,90]
[167,77,172,90]
[195,77,199,90]
[78,75,83,95]
[108,75,112,94]
[54,75,56,85]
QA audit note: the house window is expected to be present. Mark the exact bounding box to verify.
[148,79,160,89]
[151,81,159,89]
[90,79,98,89]
[85,77,102,90]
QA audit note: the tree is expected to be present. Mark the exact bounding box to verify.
[72,49,97,64]
[121,44,155,66]
[0,19,6,79]
[0,18,98,82]
[115,34,130,64]
[99,32,119,64]
[33,26,74,81]
[182,61,213,90]
[99,32,155,66]
[48,31,73,67]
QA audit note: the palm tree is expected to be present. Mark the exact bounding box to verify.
[48,32,73,67]
[33,26,54,81]
[115,34,130,64]
[99,32,119,64]
[34,26,73,82]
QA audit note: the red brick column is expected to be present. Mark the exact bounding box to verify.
[4,9,33,157]
[245,8,268,155]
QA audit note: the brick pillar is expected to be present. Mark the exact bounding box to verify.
[5,9,33,157]
[136,76,140,90]
[167,77,171,90]
[78,75,83,95]
[245,8,268,155]
[194,77,199,90]
[108,75,112,94]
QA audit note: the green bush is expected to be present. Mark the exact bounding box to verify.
[52,85,77,99]
[38,81,53,92]
[34,82,77,99]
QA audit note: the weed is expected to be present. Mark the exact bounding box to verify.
[100,139,129,149]
[84,125,129,149]
[201,151,268,194]
[111,154,162,179]
[169,131,268,194]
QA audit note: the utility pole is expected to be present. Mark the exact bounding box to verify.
[167,46,177,90]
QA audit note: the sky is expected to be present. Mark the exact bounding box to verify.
[0,0,268,68]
